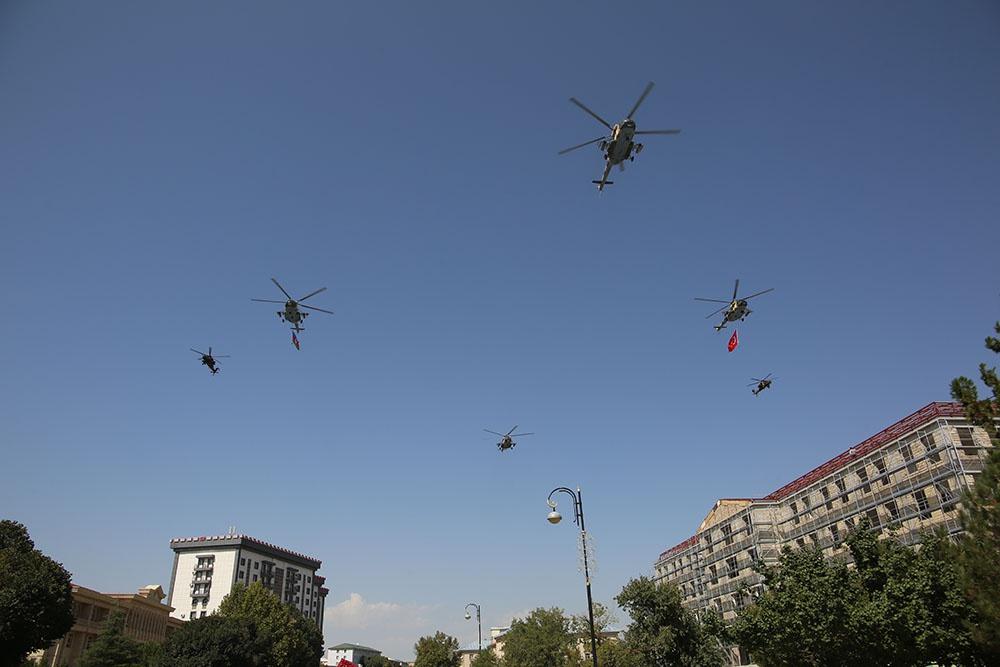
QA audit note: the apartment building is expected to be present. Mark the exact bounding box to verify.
[167,533,328,627]
[653,402,993,634]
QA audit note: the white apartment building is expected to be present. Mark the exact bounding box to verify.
[653,401,995,665]
[167,533,328,628]
[325,642,383,665]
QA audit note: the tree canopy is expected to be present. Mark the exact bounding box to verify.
[157,615,269,667]
[614,577,724,667]
[77,610,144,667]
[214,582,322,667]
[468,648,501,667]
[733,524,982,667]
[413,631,460,667]
[0,520,74,666]
[501,607,580,667]
[951,318,1000,660]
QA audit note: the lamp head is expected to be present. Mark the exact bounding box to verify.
[547,510,563,524]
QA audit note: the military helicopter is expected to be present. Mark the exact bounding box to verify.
[695,280,774,331]
[252,277,334,333]
[559,81,681,191]
[484,425,534,452]
[190,347,229,375]
[749,374,775,396]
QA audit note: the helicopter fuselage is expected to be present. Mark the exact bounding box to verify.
[603,121,639,165]
[278,300,307,330]
[715,300,751,330]
[498,437,515,452]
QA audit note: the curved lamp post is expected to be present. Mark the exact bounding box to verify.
[465,602,482,653]
[547,486,598,667]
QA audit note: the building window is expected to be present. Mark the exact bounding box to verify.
[790,502,799,524]
[957,428,975,448]
[866,508,880,528]
[835,477,846,493]
[845,516,855,531]
[914,489,931,519]
[856,466,871,493]
[240,558,246,566]
[821,486,832,509]
[727,556,738,578]
[900,443,913,463]
[935,480,954,503]
[885,500,900,522]
[721,523,733,545]
[255,562,259,570]
[829,524,840,543]
[239,571,244,579]
[873,457,890,485]
[796,538,806,549]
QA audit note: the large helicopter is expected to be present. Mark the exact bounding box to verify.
[559,81,681,191]
[252,277,334,333]
[695,280,774,331]
[190,347,229,375]
[484,425,534,452]
[749,373,776,396]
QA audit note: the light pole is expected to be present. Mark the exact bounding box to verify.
[547,486,599,667]
[465,602,482,654]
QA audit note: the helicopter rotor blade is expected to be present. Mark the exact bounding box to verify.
[208,347,212,356]
[511,432,534,437]
[483,429,506,437]
[270,277,294,301]
[505,425,518,437]
[298,287,328,302]
[569,98,612,130]
[252,298,286,304]
[558,136,606,155]
[704,305,729,318]
[694,298,730,303]
[214,355,231,358]
[743,288,775,301]
[299,304,334,315]
[626,81,654,119]
[190,348,206,356]
[732,279,740,301]
[634,129,681,135]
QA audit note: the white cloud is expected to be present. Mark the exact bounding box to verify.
[323,593,436,661]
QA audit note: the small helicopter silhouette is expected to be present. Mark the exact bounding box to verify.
[190,347,229,375]
[484,425,534,452]
[695,279,774,332]
[252,277,334,333]
[559,81,681,191]
[749,374,776,396]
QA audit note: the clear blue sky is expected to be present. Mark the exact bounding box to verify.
[2,1,999,659]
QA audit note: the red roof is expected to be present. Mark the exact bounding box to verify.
[657,402,964,561]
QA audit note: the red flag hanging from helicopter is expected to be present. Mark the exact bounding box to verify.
[292,332,300,350]
[728,330,739,352]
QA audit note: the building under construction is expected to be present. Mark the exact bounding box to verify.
[652,402,995,664]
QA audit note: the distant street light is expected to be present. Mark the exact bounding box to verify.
[465,602,482,654]
[546,486,599,667]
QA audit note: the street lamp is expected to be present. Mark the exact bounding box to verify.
[465,602,482,654]
[546,486,599,667]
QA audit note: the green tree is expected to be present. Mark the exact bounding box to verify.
[215,582,322,667]
[733,523,983,667]
[363,656,393,667]
[77,610,143,667]
[568,601,617,661]
[501,608,578,667]
[468,648,501,667]
[157,615,268,667]
[951,319,1000,659]
[595,640,640,667]
[0,520,74,666]
[614,577,724,667]
[412,631,459,667]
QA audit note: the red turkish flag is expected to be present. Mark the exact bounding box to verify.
[336,660,357,667]
[728,330,739,352]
